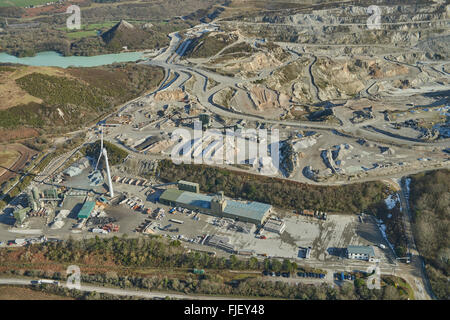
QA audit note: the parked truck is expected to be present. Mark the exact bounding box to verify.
[192,268,205,275]
[34,279,59,286]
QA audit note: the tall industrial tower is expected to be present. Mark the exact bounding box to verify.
[102,147,114,198]
[94,125,114,198]
[95,126,103,171]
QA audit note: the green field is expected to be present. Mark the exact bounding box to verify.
[62,21,148,39]
[66,30,99,39]
[0,0,53,7]
[58,22,118,32]
[60,22,117,39]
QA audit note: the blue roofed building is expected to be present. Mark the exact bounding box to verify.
[222,200,271,225]
[346,245,376,262]
[77,201,96,219]
[177,191,212,209]
[159,187,271,225]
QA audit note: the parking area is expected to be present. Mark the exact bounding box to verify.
[126,201,393,266]
[0,176,394,270]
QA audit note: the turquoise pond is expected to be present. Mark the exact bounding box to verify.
[0,51,145,68]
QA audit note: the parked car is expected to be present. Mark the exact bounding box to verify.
[275,272,281,277]
[263,271,268,276]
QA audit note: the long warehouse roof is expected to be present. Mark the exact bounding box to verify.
[347,245,375,257]
[160,189,185,202]
[159,189,271,221]
[177,191,212,209]
[223,200,271,223]
[78,201,96,219]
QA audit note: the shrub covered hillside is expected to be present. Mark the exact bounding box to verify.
[0,63,164,134]
[409,169,450,299]
[157,160,389,213]
[83,140,129,167]
[184,33,238,59]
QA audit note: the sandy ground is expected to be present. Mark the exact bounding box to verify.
[0,147,20,176]
[0,285,73,300]
[0,144,38,185]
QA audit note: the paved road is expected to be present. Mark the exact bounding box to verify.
[0,277,243,300]
[222,18,450,28]
[307,54,321,102]
[4,18,442,301]
[397,179,435,300]
[26,21,448,192]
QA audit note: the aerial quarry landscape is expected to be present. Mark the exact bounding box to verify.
[0,0,448,304]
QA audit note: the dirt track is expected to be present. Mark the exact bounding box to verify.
[0,128,39,143]
[0,144,38,185]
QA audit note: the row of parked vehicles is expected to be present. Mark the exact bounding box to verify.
[334,272,356,281]
[262,271,292,278]
[297,272,326,279]
[262,271,326,279]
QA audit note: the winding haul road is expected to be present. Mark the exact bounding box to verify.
[134,25,445,300]
[140,26,450,150]
[10,21,445,301]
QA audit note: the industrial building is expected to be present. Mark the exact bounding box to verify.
[264,219,286,234]
[159,187,271,226]
[63,157,91,177]
[205,235,235,253]
[13,207,30,224]
[346,245,376,261]
[178,180,200,193]
[305,247,311,259]
[26,186,41,211]
[135,136,163,152]
[77,201,96,219]
[43,188,59,200]
[88,170,103,186]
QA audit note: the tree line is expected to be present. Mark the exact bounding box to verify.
[156,160,388,213]
[409,169,449,299]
